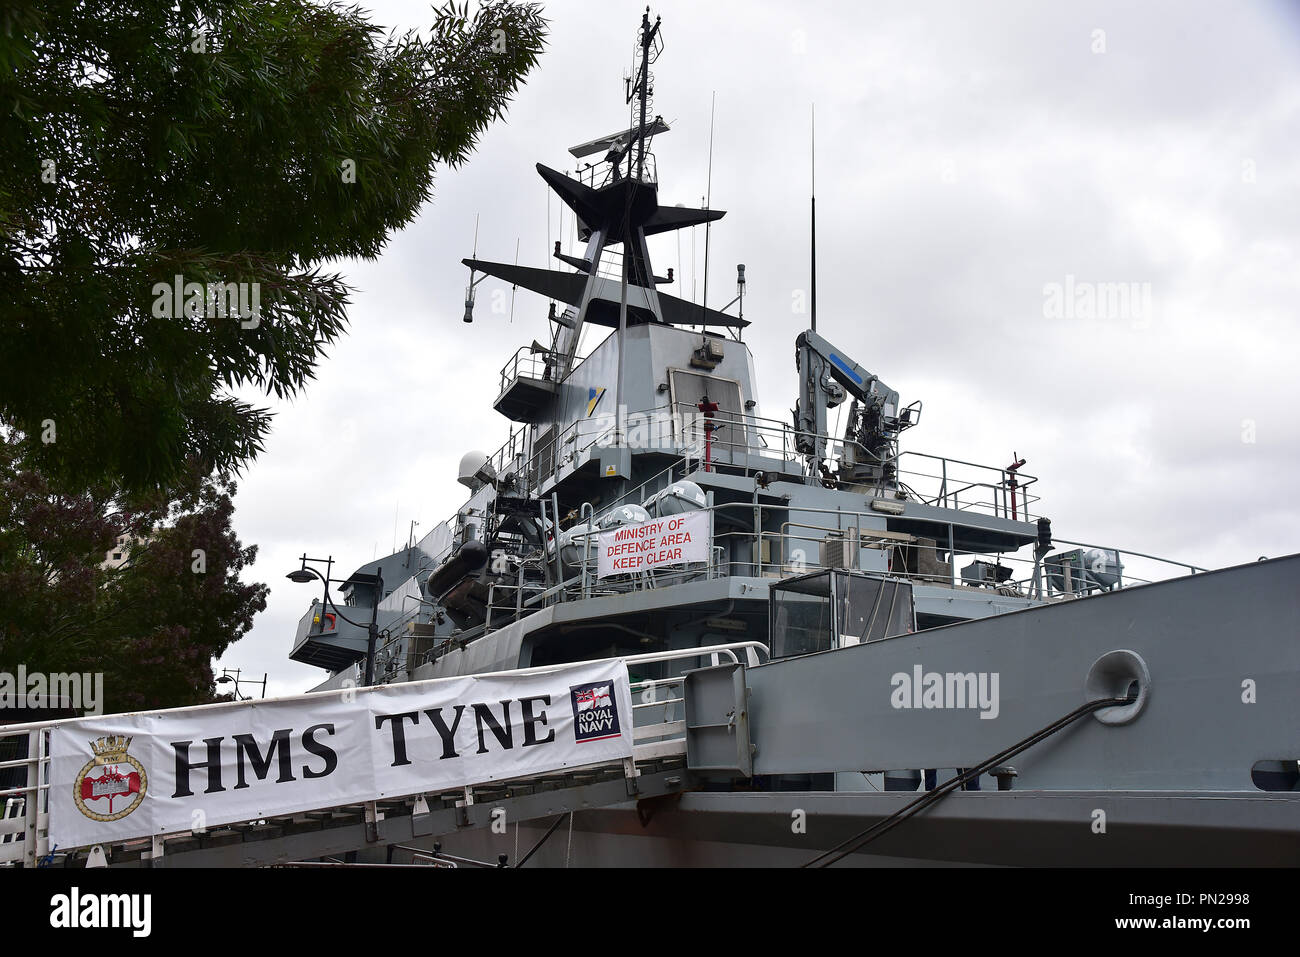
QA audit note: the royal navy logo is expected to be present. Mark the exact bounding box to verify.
[569,682,621,743]
[73,735,147,822]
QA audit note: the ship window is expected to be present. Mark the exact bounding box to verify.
[770,570,915,658]
[836,571,915,644]
[770,572,834,658]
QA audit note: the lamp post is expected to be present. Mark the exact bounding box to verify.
[287,555,385,687]
[216,669,267,700]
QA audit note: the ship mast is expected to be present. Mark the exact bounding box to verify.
[614,9,662,446]
[631,9,660,184]
[461,9,744,416]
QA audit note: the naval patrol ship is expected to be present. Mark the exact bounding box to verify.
[278,11,1300,867]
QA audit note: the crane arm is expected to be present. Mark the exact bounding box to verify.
[793,329,910,486]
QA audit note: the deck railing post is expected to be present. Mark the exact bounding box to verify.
[948,522,957,588]
[24,729,39,868]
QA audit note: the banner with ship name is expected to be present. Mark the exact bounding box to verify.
[597,511,709,578]
[46,659,632,852]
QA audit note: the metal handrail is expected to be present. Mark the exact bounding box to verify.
[1052,537,1204,574]
[377,475,1203,651]
[668,401,1042,520]
[497,346,555,394]
[477,388,1043,525]
[554,498,1201,603]
[0,638,769,867]
[576,154,657,190]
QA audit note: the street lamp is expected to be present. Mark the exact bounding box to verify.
[216,669,267,700]
[286,554,385,687]
[216,673,246,700]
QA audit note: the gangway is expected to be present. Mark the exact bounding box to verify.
[0,642,764,869]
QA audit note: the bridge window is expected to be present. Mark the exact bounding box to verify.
[770,570,914,659]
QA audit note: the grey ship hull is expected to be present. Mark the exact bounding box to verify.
[425,789,1300,867]
[405,553,1300,866]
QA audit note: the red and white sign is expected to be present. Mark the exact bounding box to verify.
[597,511,709,578]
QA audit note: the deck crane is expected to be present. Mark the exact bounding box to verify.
[793,329,920,488]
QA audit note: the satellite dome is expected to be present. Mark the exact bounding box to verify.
[458,451,492,489]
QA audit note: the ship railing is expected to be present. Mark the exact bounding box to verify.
[521,405,694,496]
[398,493,1207,670]
[555,498,1204,604]
[403,573,560,658]
[574,153,657,190]
[895,450,1042,522]
[364,587,448,675]
[902,534,1205,599]
[563,550,1202,606]
[483,422,539,493]
[481,401,615,498]
[626,642,767,755]
[525,402,792,497]
[723,504,1201,597]
[424,530,1205,643]
[670,401,796,464]
[497,346,555,394]
[0,640,766,868]
[491,335,595,432]
[418,476,1202,632]
[483,579,548,635]
[0,728,45,867]
[668,402,1043,522]
[566,545,728,601]
[483,392,1040,526]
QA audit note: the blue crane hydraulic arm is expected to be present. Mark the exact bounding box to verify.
[793,329,919,487]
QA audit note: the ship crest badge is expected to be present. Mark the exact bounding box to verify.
[73,735,147,822]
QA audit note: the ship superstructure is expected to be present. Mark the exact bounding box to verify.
[289,13,1145,690]
[263,10,1299,865]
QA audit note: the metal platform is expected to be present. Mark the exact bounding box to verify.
[494,349,558,422]
[287,603,369,670]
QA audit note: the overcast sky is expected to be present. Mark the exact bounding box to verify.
[220,0,1300,698]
